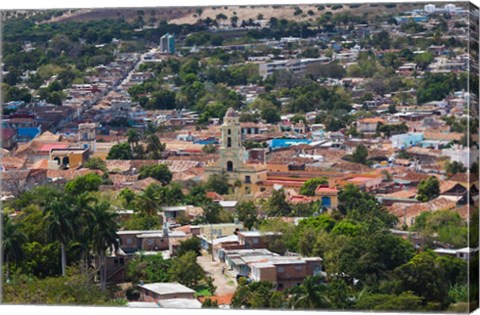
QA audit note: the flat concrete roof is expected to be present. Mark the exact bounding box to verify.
[139,282,195,296]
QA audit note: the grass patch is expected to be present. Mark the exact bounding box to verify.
[195,288,213,297]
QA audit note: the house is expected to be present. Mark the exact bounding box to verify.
[357,118,387,133]
[138,282,196,302]
[48,148,89,170]
[391,133,424,149]
[237,231,281,249]
[220,248,323,290]
[116,228,188,253]
[442,144,477,167]
[314,185,339,208]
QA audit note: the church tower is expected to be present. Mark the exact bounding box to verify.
[78,123,97,153]
[203,108,267,196]
[219,108,246,172]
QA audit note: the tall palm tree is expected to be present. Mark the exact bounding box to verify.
[134,184,162,216]
[71,193,96,276]
[90,200,119,291]
[44,196,74,276]
[288,275,330,309]
[1,214,27,282]
[126,128,141,152]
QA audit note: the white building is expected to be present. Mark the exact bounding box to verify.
[442,144,478,167]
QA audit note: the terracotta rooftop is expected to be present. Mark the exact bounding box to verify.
[449,173,478,185]
[1,157,27,170]
[423,131,463,141]
[131,177,161,191]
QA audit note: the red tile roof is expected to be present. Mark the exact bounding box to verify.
[2,128,16,140]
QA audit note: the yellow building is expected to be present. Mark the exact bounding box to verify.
[48,148,89,170]
[203,108,267,195]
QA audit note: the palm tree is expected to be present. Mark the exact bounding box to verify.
[90,200,119,291]
[134,184,162,216]
[126,128,141,152]
[288,275,330,309]
[44,196,74,276]
[1,214,27,282]
[71,193,96,276]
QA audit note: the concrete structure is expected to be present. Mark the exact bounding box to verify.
[221,248,323,290]
[237,231,281,249]
[203,108,267,195]
[391,133,424,149]
[442,144,478,167]
[160,33,175,54]
[139,282,195,302]
[314,185,339,209]
[78,123,97,153]
[48,148,89,170]
[258,57,329,79]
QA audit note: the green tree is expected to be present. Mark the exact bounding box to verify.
[235,201,258,230]
[169,251,205,288]
[177,237,202,257]
[119,188,136,208]
[126,253,172,284]
[83,157,107,171]
[352,144,368,165]
[265,188,292,217]
[2,268,121,305]
[416,176,440,202]
[145,134,166,159]
[126,128,141,151]
[232,280,286,309]
[288,275,330,309]
[89,200,119,291]
[43,196,74,276]
[2,214,27,282]
[65,173,103,195]
[445,161,467,175]
[205,173,230,195]
[138,164,172,186]
[107,142,133,160]
[355,291,423,311]
[134,184,163,216]
[299,177,328,196]
[393,251,449,307]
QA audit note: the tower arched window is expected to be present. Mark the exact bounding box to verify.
[227,137,232,148]
[228,129,231,135]
[227,161,233,172]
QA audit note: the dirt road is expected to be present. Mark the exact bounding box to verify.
[197,252,237,296]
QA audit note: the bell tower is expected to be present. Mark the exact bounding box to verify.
[219,108,245,172]
[78,123,97,153]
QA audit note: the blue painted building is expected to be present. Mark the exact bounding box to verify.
[269,138,312,150]
[391,133,424,149]
[17,126,41,142]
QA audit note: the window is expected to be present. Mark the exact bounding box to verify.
[295,266,302,272]
[126,238,133,245]
[253,238,259,244]
[227,161,233,172]
[228,129,231,135]
[245,176,251,183]
[278,267,285,273]
[227,137,232,147]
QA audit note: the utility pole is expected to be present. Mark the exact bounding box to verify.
[210,223,214,262]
